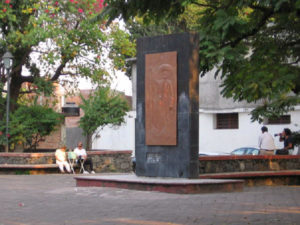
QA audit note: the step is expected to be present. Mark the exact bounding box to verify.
[199,170,300,186]
[74,174,244,194]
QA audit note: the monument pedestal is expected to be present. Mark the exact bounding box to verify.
[75,174,244,194]
[75,33,244,194]
[136,33,199,178]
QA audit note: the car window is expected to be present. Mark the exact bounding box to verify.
[246,148,259,155]
[245,148,254,155]
[232,149,245,155]
[251,149,259,155]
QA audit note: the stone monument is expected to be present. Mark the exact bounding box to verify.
[135,33,199,178]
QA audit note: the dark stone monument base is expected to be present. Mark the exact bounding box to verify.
[136,33,199,178]
[74,174,244,194]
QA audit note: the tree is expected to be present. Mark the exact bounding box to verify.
[0,0,130,115]
[0,100,63,150]
[101,0,300,122]
[79,87,129,150]
[292,131,300,147]
[0,0,135,150]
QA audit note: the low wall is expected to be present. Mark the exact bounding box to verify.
[88,151,132,172]
[199,155,300,174]
[0,150,132,173]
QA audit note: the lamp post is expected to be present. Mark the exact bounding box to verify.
[2,51,14,152]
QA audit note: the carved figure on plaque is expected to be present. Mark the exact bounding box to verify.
[149,64,175,133]
[145,51,177,145]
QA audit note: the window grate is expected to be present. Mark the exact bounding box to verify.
[268,115,291,124]
[216,113,239,129]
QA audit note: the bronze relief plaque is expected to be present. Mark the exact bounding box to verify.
[145,51,177,145]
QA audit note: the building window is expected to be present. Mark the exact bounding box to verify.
[267,115,291,124]
[216,113,239,129]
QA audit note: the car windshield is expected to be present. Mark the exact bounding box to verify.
[245,148,254,154]
[250,149,259,155]
[232,149,245,155]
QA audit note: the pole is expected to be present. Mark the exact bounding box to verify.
[5,68,10,152]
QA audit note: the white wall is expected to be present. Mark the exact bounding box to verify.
[92,110,300,155]
[199,112,260,153]
[92,111,135,152]
[199,110,300,154]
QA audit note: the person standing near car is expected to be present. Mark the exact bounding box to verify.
[258,126,276,155]
[276,128,294,155]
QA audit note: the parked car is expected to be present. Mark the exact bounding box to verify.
[230,147,259,155]
[199,152,229,156]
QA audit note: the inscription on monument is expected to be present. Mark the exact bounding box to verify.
[146,153,161,163]
[145,51,177,145]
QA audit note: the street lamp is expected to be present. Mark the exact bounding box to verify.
[2,51,14,152]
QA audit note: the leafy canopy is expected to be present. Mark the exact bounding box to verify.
[79,87,129,149]
[102,0,300,122]
[0,0,134,107]
[0,0,136,150]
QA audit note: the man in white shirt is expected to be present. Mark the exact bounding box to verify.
[258,126,276,155]
[74,142,95,174]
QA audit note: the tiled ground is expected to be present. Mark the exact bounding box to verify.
[0,174,299,225]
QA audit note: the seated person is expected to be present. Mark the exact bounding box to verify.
[258,126,276,155]
[55,145,71,173]
[74,141,95,174]
[276,128,294,155]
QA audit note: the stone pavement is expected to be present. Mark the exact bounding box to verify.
[0,174,299,225]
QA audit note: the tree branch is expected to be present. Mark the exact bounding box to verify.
[51,61,67,81]
[249,3,271,12]
[21,76,34,83]
[191,1,218,10]
[221,8,274,48]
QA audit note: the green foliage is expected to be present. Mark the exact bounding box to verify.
[79,87,129,149]
[99,0,186,24]
[292,131,300,147]
[103,0,300,122]
[15,170,30,175]
[251,96,300,122]
[0,122,6,152]
[0,102,63,150]
[0,84,7,151]
[0,0,131,107]
[32,77,54,97]
[108,24,136,72]
[0,83,5,118]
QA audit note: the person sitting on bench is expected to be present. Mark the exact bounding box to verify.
[55,145,71,173]
[74,142,95,174]
[276,128,294,155]
[258,126,276,155]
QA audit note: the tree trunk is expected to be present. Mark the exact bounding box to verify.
[9,73,22,112]
[86,133,92,151]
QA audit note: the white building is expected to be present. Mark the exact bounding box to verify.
[199,70,300,154]
[92,62,300,155]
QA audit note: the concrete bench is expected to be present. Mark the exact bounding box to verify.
[0,164,59,175]
[0,150,132,174]
[0,163,84,175]
[199,170,300,186]
[0,164,58,169]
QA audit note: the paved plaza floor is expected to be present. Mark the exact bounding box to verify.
[0,174,299,225]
